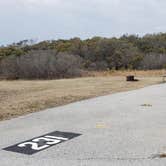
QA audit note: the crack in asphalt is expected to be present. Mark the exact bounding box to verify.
[76,156,153,161]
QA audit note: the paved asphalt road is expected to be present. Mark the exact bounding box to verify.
[0,83,166,166]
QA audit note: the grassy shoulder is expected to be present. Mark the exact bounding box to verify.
[0,70,164,121]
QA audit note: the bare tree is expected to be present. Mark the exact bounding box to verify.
[140,53,166,69]
[54,52,83,78]
[0,50,83,79]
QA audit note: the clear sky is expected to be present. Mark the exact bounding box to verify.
[0,0,166,45]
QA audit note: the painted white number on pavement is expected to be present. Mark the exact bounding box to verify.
[3,131,81,155]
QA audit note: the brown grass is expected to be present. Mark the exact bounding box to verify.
[0,70,164,121]
[88,69,166,77]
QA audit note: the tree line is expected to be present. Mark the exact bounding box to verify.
[0,33,166,79]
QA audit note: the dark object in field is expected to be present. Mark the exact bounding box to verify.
[152,153,166,159]
[126,75,138,81]
[158,153,166,158]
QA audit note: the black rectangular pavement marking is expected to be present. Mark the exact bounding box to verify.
[3,131,81,155]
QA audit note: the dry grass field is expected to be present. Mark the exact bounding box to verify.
[89,69,166,77]
[0,70,164,121]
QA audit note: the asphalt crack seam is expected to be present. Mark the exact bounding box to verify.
[76,156,153,161]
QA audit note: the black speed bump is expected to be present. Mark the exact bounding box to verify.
[3,131,81,155]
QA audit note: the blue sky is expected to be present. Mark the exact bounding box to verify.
[0,0,166,45]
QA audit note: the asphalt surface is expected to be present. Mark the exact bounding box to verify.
[0,83,166,165]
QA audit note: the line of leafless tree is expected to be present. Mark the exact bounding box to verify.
[0,50,83,79]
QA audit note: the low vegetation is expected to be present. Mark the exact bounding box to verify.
[0,33,166,79]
